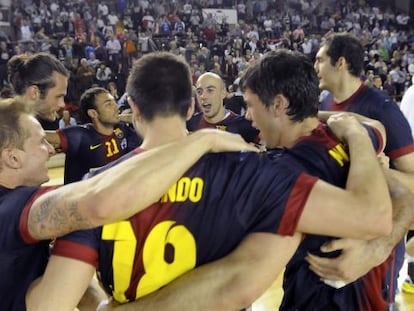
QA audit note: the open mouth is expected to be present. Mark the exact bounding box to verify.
[201,103,212,112]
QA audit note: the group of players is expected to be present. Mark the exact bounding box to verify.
[2,31,414,311]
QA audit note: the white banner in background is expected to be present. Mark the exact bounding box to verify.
[202,8,238,25]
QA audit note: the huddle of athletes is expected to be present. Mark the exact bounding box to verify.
[2,32,414,311]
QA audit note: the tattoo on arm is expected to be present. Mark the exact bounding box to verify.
[29,193,93,239]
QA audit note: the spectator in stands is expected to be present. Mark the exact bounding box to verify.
[76,58,95,95]
[59,109,77,128]
[105,34,121,72]
[96,62,112,88]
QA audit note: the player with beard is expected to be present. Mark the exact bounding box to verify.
[45,87,141,183]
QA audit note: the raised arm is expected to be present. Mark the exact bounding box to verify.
[318,111,387,148]
[28,130,258,240]
[118,112,133,124]
[297,113,392,239]
[320,111,414,192]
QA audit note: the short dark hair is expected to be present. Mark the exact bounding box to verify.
[321,32,364,78]
[80,87,110,124]
[126,52,192,121]
[8,53,69,98]
[241,49,319,122]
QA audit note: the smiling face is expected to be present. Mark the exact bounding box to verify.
[195,73,226,124]
[19,114,55,185]
[35,72,68,121]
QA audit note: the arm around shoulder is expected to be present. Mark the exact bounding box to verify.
[28,130,258,240]
[297,114,392,239]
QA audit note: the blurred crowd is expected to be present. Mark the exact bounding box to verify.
[0,0,413,112]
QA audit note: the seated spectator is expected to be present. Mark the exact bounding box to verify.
[107,81,119,101]
[76,58,95,94]
[96,62,112,87]
[59,109,77,128]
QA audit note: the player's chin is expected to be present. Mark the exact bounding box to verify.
[318,79,326,89]
[41,111,58,121]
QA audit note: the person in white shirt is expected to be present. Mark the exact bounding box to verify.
[400,76,414,138]
[59,110,77,129]
[105,35,121,70]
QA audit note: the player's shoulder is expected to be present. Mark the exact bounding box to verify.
[61,123,94,137]
[0,186,42,217]
[362,86,394,106]
[187,112,203,129]
[84,150,137,179]
[204,151,290,175]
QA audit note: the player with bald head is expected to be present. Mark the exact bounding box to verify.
[187,72,259,144]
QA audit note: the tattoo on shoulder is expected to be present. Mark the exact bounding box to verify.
[29,193,94,239]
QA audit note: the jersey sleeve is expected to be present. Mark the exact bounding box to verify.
[363,123,384,155]
[251,170,317,236]
[372,99,414,160]
[58,127,83,155]
[52,228,100,268]
[233,155,318,236]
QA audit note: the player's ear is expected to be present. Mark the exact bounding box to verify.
[186,98,195,121]
[128,97,142,122]
[1,148,23,169]
[336,56,346,70]
[87,108,98,120]
[270,94,287,117]
[27,85,40,101]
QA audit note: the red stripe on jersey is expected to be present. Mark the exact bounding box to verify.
[331,84,366,111]
[277,173,318,236]
[57,129,68,152]
[372,127,385,154]
[360,255,391,310]
[19,186,59,244]
[53,239,99,267]
[388,144,414,160]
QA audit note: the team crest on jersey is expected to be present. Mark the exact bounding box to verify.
[216,125,227,131]
[114,128,125,138]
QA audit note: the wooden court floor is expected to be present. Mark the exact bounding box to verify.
[251,272,414,311]
[46,157,414,310]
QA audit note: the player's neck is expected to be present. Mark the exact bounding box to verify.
[140,116,188,150]
[203,107,227,124]
[280,117,320,148]
[332,76,362,103]
[0,172,25,189]
[93,122,115,136]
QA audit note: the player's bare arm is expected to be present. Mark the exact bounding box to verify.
[307,170,414,284]
[297,114,392,239]
[28,130,259,239]
[29,233,302,311]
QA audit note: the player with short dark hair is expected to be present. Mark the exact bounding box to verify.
[45,87,141,183]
